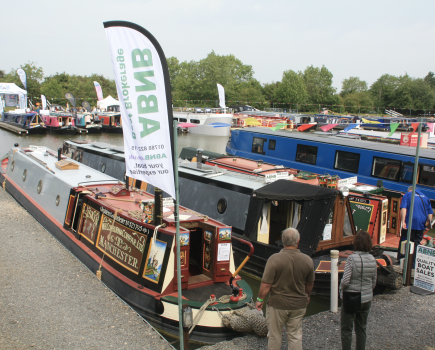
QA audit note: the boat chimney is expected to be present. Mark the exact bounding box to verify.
[153,187,163,226]
[257,160,263,168]
[197,148,203,163]
[58,148,62,161]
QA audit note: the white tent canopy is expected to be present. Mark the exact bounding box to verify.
[97,95,119,110]
[0,83,27,111]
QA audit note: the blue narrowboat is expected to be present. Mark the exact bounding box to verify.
[226,127,435,202]
[1,111,46,133]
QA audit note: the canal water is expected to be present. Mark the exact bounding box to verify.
[0,128,333,347]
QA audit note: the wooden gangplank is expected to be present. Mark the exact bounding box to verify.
[0,122,28,135]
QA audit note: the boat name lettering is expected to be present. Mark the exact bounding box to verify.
[100,216,145,253]
[349,197,370,204]
[98,235,139,270]
[100,207,150,234]
[354,204,372,213]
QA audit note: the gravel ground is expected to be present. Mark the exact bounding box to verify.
[204,281,435,349]
[0,188,172,350]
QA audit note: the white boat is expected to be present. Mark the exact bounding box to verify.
[174,112,232,137]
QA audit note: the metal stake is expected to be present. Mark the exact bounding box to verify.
[173,120,184,349]
[403,117,423,283]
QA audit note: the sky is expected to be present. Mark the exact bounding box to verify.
[2,0,434,92]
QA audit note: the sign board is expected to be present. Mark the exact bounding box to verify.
[414,245,435,292]
[379,199,388,244]
[349,196,377,233]
[162,197,174,207]
[400,133,428,148]
[265,171,289,183]
[337,176,358,188]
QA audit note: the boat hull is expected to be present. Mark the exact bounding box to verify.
[0,171,247,343]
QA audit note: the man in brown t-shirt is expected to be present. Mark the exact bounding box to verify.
[255,227,314,350]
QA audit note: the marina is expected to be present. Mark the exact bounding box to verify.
[2,9,435,349]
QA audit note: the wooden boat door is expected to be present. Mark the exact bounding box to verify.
[388,197,401,236]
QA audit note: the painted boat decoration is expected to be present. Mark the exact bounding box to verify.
[61,140,402,295]
[1,110,46,133]
[0,145,253,343]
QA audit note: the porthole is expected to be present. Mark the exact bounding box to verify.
[11,160,15,171]
[22,169,27,182]
[37,180,42,194]
[101,163,106,173]
[55,195,60,206]
[217,198,227,214]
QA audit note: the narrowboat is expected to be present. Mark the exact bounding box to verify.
[74,112,102,133]
[0,145,253,343]
[61,140,396,295]
[226,127,435,202]
[1,110,46,133]
[40,110,77,133]
[95,111,123,133]
[173,112,232,137]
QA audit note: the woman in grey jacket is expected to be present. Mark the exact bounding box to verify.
[340,230,377,350]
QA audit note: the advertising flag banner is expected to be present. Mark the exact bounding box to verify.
[16,69,27,90]
[217,83,226,108]
[93,81,104,101]
[65,93,76,107]
[104,21,175,198]
[41,95,47,110]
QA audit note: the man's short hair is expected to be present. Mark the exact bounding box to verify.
[408,186,413,192]
[281,228,300,247]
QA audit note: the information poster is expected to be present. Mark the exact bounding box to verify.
[217,243,231,262]
[414,245,435,293]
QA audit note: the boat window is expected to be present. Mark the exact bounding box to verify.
[418,165,435,187]
[179,118,187,122]
[371,157,401,181]
[217,198,227,214]
[268,139,276,150]
[190,119,200,124]
[252,137,266,154]
[334,151,360,173]
[295,144,318,165]
[173,118,178,121]
[399,162,414,183]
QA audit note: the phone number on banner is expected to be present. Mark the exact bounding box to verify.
[131,145,164,151]
[414,279,434,292]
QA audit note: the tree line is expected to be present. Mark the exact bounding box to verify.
[2,55,435,114]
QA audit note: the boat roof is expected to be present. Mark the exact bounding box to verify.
[19,147,117,187]
[237,127,435,159]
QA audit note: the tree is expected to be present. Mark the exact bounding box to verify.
[391,75,435,111]
[262,81,280,103]
[0,70,5,79]
[274,70,307,104]
[341,91,374,114]
[341,77,367,96]
[424,72,435,89]
[303,65,336,105]
[369,74,400,107]
[166,56,180,93]
[2,62,44,102]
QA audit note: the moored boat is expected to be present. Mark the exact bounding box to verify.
[0,145,253,343]
[173,112,232,137]
[40,109,77,133]
[61,140,400,296]
[1,110,46,133]
[74,112,102,133]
